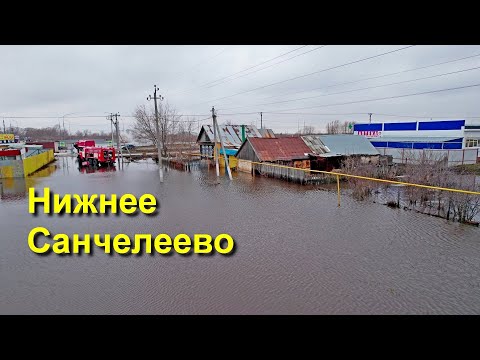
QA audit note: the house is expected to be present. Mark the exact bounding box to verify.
[301,134,380,171]
[235,137,312,176]
[196,124,275,157]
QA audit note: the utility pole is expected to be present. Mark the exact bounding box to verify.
[212,107,232,180]
[147,85,164,183]
[2,119,5,133]
[369,113,373,124]
[112,113,121,168]
[260,112,263,129]
[107,113,114,146]
[212,107,220,178]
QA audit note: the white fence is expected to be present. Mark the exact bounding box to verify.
[376,147,479,166]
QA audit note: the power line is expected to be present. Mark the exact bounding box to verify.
[202,45,328,89]
[190,45,416,107]
[202,45,310,87]
[218,65,480,110]
[170,46,229,81]
[257,83,480,113]
[210,111,480,119]
[170,45,310,95]
[2,114,211,120]
[255,51,480,102]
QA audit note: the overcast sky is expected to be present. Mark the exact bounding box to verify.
[1,45,480,134]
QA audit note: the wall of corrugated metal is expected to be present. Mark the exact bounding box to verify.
[255,163,306,183]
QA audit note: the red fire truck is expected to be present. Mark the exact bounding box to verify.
[73,139,96,152]
[78,146,116,167]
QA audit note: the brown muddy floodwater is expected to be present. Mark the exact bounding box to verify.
[1,157,479,314]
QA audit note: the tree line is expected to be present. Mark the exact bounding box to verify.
[6,124,111,141]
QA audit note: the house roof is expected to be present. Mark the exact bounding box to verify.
[247,137,311,162]
[258,128,276,138]
[301,134,379,156]
[196,125,263,148]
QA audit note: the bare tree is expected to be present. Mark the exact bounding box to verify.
[131,104,157,146]
[326,120,341,134]
[131,102,182,156]
[326,120,355,134]
[303,125,316,135]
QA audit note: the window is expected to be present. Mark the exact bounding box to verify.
[465,138,479,148]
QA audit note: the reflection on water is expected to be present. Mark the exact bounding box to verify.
[1,156,479,315]
[0,163,57,201]
[78,164,117,175]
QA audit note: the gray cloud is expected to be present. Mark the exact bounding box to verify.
[1,45,479,134]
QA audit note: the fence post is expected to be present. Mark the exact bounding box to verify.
[337,174,341,207]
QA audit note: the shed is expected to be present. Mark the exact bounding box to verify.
[301,134,379,156]
[301,134,380,171]
[236,137,311,166]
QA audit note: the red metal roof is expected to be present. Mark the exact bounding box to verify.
[248,137,311,162]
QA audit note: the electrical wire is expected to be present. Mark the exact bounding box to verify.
[169,46,229,81]
[255,83,480,113]
[2,114,211,119]
[202,45,328,89]
[255,51,480,102]
[170,45,310,95]
[190,45,416,107]
[217,65,480,111]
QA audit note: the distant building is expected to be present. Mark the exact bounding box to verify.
[465,125,480,148]
[196,124,275,157]
[0,134,15,144]
[26,141,58,152]
[354,119,479,166]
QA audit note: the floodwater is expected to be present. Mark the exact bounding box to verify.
[1,156,479,314]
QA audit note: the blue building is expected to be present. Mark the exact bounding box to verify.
[354,119,465,150]
[353,120,478,166]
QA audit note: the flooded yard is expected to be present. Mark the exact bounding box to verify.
[1,157,479,314]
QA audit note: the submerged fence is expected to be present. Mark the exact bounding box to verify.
[251,161,480,208]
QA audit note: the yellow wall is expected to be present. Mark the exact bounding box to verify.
[23,150,54,177]
[0,160,24,178]
[0,165,14,178]
[218,155,237,169]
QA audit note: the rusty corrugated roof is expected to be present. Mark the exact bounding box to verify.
[249,137,311,162]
